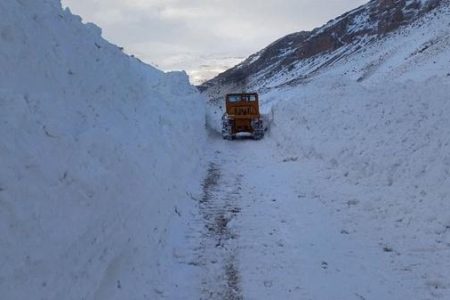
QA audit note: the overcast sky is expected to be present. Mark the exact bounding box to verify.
[62,0,367,84]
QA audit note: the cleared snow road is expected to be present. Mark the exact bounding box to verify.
[185,135,418,300]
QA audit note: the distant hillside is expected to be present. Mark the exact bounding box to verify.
[200,0,443,100]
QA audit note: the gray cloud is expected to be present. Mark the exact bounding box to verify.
[62,0,367,83]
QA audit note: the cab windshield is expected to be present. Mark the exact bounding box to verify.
[227,94,257,102]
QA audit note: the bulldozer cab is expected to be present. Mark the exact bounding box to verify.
[225,93,260,118]
[222,93,264,140]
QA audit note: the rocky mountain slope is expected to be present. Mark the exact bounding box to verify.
[200,0,444,100]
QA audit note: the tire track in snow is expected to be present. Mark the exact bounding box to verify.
[197,162,243,300]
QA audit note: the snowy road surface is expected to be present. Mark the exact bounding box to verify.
[169,135,433,300]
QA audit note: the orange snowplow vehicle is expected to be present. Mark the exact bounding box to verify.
[222,93,264,140]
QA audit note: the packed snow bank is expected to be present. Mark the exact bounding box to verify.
[0,0,205,299]
[269,78,450,298]
[270,3,450,208]
[266,5,450,298]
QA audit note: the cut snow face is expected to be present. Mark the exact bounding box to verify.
[0,0,205,299]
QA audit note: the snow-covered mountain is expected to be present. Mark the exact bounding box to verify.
[200,0,444,98]
[0,0,205,299]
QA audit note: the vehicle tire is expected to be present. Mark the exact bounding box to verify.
[222,115,233,140]
[252,119,264,140]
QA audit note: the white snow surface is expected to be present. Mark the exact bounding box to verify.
[3,0,450,299]
[263,5,450,299]
[0,0,205,299]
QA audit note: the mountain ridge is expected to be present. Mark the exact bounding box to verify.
[199,0,444,98]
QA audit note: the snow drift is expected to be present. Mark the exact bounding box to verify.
[0,0,205,299]
[269,5,450,298]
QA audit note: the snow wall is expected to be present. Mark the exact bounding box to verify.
[0,0,205,299]
[267,5,450,287]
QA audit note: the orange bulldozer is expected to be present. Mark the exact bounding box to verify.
[222,93,264,140]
